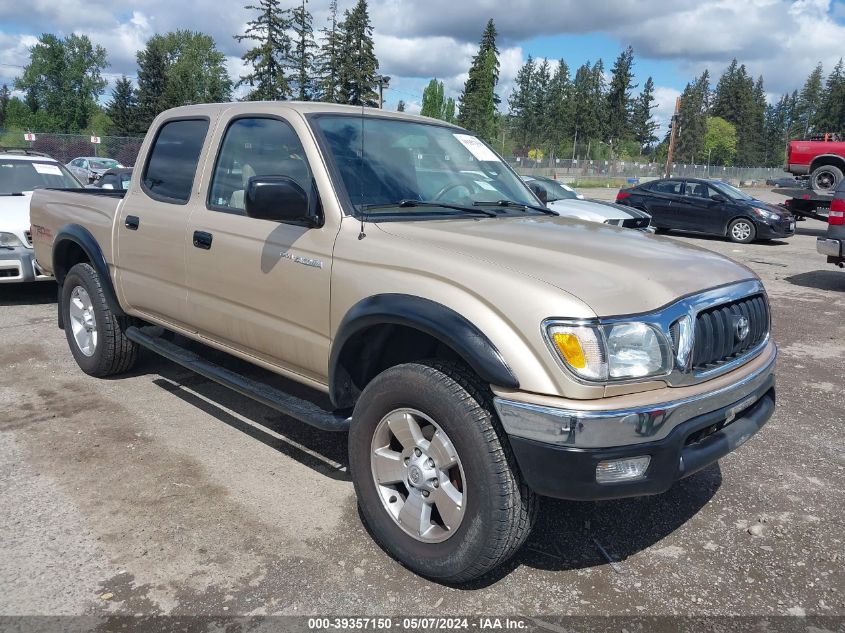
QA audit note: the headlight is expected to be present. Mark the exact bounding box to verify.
[0,232,23,247]
[545,321,673,381]
[751,208,777,220]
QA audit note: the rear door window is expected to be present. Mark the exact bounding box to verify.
[142,119,209,204]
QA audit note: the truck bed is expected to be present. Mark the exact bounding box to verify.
[29,187,124,276]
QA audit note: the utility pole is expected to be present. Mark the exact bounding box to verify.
[664,97,681,178]
[376,75,391,109]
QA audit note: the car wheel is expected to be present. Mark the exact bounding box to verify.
[61,262,138,377]
[728,218,756,243]
[810,165,843,193]
[349,360,537,583]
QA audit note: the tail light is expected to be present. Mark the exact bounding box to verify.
[829,198,845,225]
[616,191,631,201]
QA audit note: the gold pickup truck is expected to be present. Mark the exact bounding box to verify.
[30,102,777,583]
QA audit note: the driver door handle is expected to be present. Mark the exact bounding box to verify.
[193,230,213,250]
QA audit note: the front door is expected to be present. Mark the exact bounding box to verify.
[184,115,336,383]
[115,118,211,328]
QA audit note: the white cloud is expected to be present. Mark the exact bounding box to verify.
[652,86,681,137]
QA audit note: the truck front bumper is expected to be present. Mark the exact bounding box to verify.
[494,348,776,500]
[0,247,52,283]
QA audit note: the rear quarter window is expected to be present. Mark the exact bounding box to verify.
[142,119,209,204]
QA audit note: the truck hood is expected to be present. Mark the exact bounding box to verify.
[376,215,755,316]
[0,191,33,242]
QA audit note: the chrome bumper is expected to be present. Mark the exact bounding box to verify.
[494,346,777,449]
[817,237,842,257]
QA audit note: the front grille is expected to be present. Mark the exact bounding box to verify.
[24,230,32,246]
[690,294,769,371]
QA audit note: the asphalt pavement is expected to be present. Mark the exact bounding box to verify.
[1,189,843,621]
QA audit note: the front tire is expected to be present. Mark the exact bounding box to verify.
[61,263,138,377]
[349,361,536,583]
[728,218,756,243]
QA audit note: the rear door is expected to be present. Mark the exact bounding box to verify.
[673,181,715,233]
[115,117,212,328]
[639,180,683,227]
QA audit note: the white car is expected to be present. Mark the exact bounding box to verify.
[522,175,652,231]
[66,157,123,183]
[0,149,82,282]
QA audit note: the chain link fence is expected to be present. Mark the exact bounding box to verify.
[0,131,145,167]
[510,157,791,187]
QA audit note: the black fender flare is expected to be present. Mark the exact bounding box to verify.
[53,224,125,320]
[329,294,519,406]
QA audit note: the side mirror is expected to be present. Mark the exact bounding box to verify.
[710,193,727,203]
[527,182,548,204]
[245,176,316,226]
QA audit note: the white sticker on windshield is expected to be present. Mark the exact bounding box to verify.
[453,134,501,162]
[33,163,62,176]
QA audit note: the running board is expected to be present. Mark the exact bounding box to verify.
[125,326,351,432]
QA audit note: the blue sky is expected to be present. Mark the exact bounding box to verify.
[1,0,844,133]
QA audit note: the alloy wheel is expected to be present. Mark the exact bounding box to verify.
[370,408,466,543]
[732,221,753,242]
[68,285,98,357]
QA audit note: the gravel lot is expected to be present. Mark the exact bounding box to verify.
[1,189,843,620]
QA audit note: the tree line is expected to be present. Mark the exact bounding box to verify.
[0,2,842,170]
[665,58,844,167]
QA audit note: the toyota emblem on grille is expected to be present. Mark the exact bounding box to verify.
[734,315,750,341]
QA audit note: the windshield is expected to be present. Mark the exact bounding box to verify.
[528,178,579,201]
[0,159,82,194]
[91,159,119,170]
[715,182,753,201]
[312,115,537,215]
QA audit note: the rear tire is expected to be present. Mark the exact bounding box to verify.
[728,218,756,243]
[61,263,138,377]
[810,165,843,193]
[349,360,536,583]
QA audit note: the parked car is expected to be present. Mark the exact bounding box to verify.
[31,103,777,582]
[66,157,123,183]
[522,175,652,231]
[0,148,82,282]
[94,168,133,191]
[616,178,795,243]
[785,134,845,192]
[765,176,801,187]
[816,177,845,268]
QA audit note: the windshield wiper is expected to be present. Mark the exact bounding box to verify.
[360,199,497,217]
[473,200,557,216]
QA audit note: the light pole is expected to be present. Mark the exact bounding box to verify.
[376,75,391,109]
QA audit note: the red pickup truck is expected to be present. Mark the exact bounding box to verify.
[786,135,845,192]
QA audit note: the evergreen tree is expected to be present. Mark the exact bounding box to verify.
[106,76,138,136]
[712,60,758,165]
[396,100,405,112]
[530,58,552,151]
[235,0,292,101]
[15,33,108,132]
[136,37,169,130]
[316,0,343,102]
[289,0,317,100]
[546,59,574,157]
[0,84,10,129]
[457,19,499,143]
[443,97,456,123]
[336,0,379,106]
[508,56,535,152]
[605,45,636,144]
[631,76,659,152]
[816,59,845,134]
[748,75,767,165]
[421,78,446,119]
[570,60,606,153]
[675,70,710,164]
[797,62,824,136]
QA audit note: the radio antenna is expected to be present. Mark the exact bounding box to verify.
[358,102,367,239]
